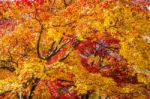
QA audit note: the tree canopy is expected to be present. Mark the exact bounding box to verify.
[0,0,150,98]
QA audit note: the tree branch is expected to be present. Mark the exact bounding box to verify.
[27,78,40,99]
[59,40,80,61]
[0,60,15,72]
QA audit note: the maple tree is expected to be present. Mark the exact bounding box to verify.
[0,0,150,99]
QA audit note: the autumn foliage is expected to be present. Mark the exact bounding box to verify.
[0,0,150,99]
